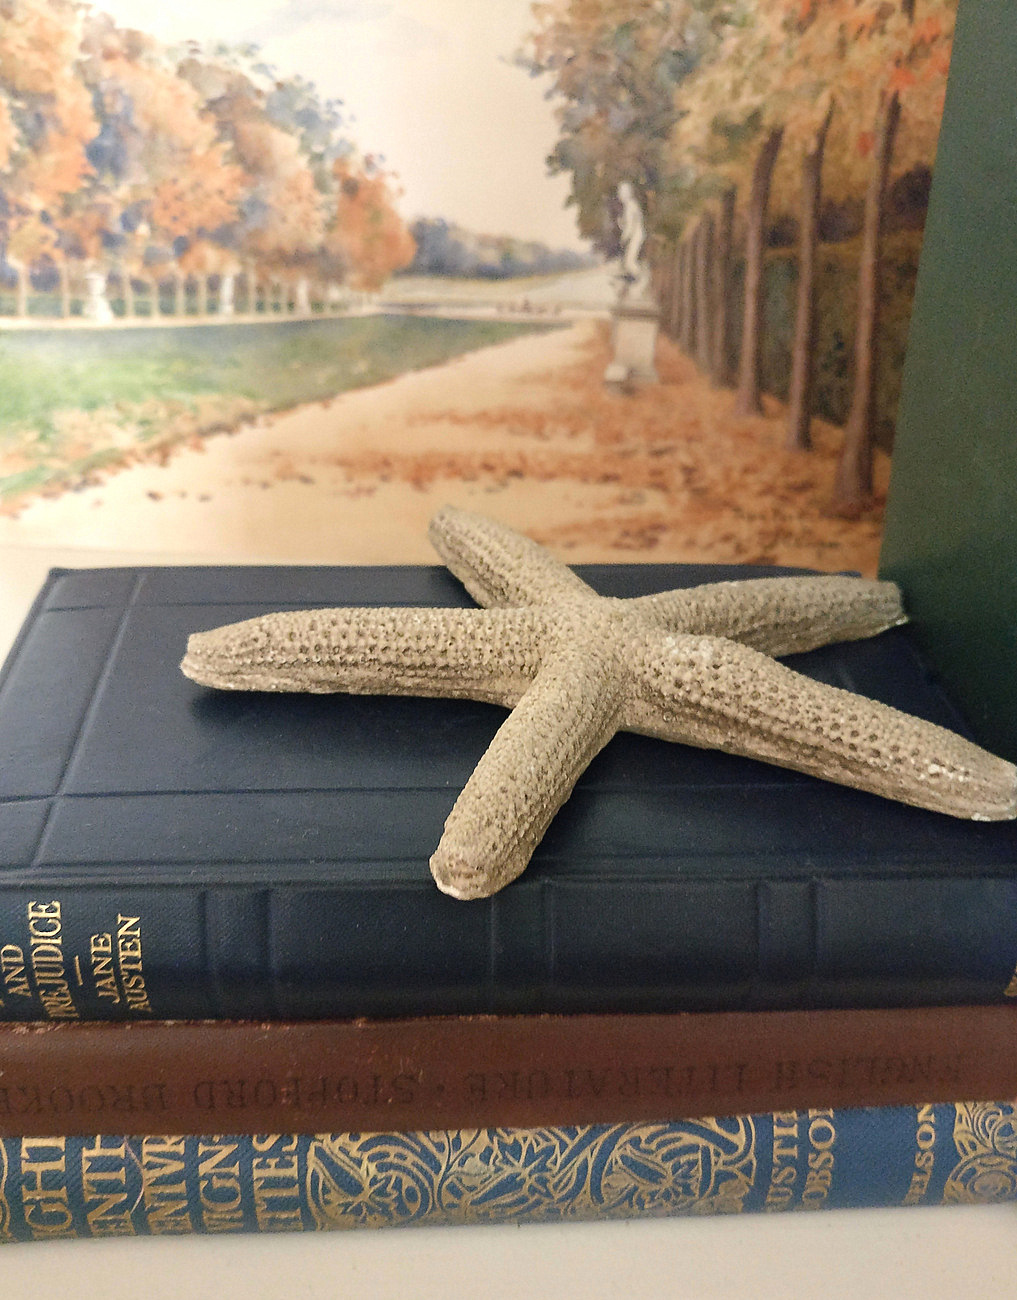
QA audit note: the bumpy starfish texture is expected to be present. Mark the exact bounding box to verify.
[181,505,1017,900]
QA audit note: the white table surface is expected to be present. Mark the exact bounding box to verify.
[1,541,1015,1297]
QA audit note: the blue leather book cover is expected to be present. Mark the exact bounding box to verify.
[1,562,1017,1021]
[1,1101,1014,1241]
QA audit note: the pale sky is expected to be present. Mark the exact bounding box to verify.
[88,0,588,250]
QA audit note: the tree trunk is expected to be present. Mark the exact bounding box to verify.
[218,272,236,315]
[59,262,71,318]
[678,237,695,354]
[651,249,671,337]
[671,241,686,338]
[694,213,715,374]
[13,262,28,317]
[123,268,135,319]
[735,127,784,416]
[787,105,834,452]
[711,187,736,388]
[687,225,702,356]
[651,253,664,331]
[832,91,901,515]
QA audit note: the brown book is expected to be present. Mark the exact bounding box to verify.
[0,1005,1014,1137]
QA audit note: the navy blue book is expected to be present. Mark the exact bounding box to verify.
[2,1101,1015,1240]
[1,562,1017,1023]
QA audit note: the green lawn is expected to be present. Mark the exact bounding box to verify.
[0,314,557,438]
[0,314,559,503]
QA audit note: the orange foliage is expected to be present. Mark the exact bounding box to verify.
[913,16,946,46]
[887,65,917,93]
[6,212,57,263]
[0,0,81,98]
[0,0,97,221]
[222,114,325,263]
[327,160,415,290]
[17,84,95,205]
[95,52,215,155]
[1,0,416,291]
[671,0,956,212]
[148,143,246,241]
[176,237,236,275]
[80,26,247,247]
[61,201,116,261]
[0,92,14,171]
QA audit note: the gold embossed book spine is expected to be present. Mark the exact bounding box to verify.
[1,1102,1015,1241]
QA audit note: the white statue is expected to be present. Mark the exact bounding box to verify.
[616,182,650,301]
[604,181,658,388]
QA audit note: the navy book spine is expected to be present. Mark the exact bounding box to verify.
[1,564,1017,1023]
[1,1101,1014,1240]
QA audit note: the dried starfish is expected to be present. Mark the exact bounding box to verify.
[181,505,1017,900]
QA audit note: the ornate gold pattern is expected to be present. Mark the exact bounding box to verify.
[944,1102,1017,1204]
[0,1140,10,1243]
[305,1121,758,1228]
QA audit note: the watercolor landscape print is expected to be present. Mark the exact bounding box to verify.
[0,0,956,574]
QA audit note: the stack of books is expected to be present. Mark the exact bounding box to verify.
[1,557,1015,1242]
[2,0,1015,1261]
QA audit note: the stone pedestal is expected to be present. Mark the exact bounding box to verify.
[604,300,660,390]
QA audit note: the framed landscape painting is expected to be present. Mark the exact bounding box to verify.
[0,0,957,574]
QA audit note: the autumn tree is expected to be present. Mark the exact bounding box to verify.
[668,3,796,414]
[325,158,415,291]
[76,16,247,314]
[667,0,954,493]
[521,0,709,255]
[826,0,956,514]
[0,0,97,313]
[2,12,414,318]
[702,1,845,444]
[180,48,350,305]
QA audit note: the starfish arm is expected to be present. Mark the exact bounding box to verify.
[429,503,596,609]
[627,576,906,655]
[624,633,1017,821]
[431,642,625,900]
[181,606,548,706]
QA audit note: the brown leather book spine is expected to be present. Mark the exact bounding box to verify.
[0,1006,1014,1137]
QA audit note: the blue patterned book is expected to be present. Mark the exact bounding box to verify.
[1,1101,1014,1241]
[2,563,1017,1023]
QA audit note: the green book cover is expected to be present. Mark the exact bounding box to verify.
[880,4,1017,761]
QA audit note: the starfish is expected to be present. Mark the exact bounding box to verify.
[181,505,1017,900]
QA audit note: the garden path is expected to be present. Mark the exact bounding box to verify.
[0,318,888,575]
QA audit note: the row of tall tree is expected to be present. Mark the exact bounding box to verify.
[524,0,955,514]
[0,0,416,318]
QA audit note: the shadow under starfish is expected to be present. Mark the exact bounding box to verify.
[181,505,1017,900]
